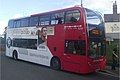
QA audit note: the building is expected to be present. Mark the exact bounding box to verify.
[104,1,120,41]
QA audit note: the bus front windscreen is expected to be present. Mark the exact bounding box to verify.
[86,8,106,58]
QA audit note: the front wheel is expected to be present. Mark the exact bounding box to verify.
[50,57,61,70]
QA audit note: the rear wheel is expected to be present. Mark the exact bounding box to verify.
[13,51,18,60]
[50,57,61,70]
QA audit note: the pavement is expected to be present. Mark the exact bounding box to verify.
[101,66,120,77]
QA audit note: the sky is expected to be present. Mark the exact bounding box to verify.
[0,0,120,35]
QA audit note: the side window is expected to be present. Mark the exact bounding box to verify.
[51,12,64,25]
[29,16,38,26]
[39,15,50,26]
[14,21,17,28]
[14,20,21,28]
[27,39,37,49]
[21,18,29,27]
[65,40,85,55]
[17,20,21,28]
[13,39,20,47]
[8,20,14,28]
[13,39,37,49]
[65,10,80,23]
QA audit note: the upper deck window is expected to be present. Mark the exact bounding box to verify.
[21,18,29,27]
[39,15,50,26]
[65,10,80,23]
[8,20,14,28]
[51,12,64,25]
[29,16,38,26]
[14,20,21,28]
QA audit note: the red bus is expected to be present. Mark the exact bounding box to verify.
[6,6,106,74]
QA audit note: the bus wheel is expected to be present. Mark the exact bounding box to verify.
[13,50,18,60]
[50,57,61,70]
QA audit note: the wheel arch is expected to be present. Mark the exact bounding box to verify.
[50,56,61,63]
[50,56,61,69]
[12,49,18,59]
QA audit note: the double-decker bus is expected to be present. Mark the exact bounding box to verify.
[6,6,106,74]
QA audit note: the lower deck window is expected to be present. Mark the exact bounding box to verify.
[13,39,37,49]
[65,40,86,55]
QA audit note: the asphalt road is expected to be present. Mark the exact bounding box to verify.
[0,52,119,80]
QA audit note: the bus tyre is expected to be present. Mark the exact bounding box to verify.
[13,51,18,60]
[50,57,61,70]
